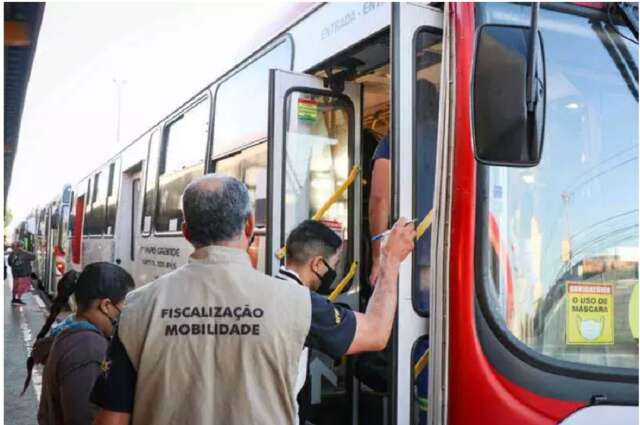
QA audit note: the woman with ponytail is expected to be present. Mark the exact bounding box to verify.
[25,262,134,425]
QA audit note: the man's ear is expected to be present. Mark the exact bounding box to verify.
[310,256,324,274]
[181,222,191,242]
[245,214,255,239]
[98,298,111,313]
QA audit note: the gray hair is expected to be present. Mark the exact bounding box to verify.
[182,174,251,246]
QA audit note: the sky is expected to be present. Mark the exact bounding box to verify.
[7,2,306,232]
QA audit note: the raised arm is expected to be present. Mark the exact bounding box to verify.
[346,217,415,354]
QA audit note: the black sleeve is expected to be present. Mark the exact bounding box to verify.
[90,332,136,413]
[304,292,357,359]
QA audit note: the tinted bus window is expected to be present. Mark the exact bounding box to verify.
[84,171,106,236]
[141,131,161,235]
[156,97,211,233]
[105,161,120,236]
[478,4,638,370]
[412,28,442,316]
[215,143,268,270]
[212,38,292,157]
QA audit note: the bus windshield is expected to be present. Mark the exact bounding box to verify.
[479,4,639,370]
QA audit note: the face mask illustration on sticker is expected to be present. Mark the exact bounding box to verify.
[577,315,604,341]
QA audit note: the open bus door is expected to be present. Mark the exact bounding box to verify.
[267,68,364,424]
[391,4,444,425]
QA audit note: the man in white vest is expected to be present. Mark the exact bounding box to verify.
[91,174,415,425]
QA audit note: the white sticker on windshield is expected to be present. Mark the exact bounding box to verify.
[169,218,178,232]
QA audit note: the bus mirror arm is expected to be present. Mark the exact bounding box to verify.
[525,2,540,113]
[323,67,345,94]
[615,2,638,41]
[322,63,359,94]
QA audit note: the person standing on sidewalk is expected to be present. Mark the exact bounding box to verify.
[27,263,135,425]
[8,241,36,305]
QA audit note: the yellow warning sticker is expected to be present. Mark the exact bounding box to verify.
[566,282,614,345]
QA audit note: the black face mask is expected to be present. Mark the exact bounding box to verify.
[313,259,337,295]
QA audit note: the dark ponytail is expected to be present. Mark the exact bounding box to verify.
[38,271,80,339]
[21,270,80,396]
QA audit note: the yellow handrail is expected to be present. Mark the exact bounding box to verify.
[328,261,358,301]
[416,209,434,240]
[276,165,360,260]
[413,348,430,379]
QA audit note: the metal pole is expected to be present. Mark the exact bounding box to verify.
[113,78,126,143]
[526,2,540,112]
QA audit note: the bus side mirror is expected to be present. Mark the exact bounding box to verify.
[472,24,545,167]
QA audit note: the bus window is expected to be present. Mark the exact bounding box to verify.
[155,97,211,233]
[84,171,106,236]
[283,92,352,278]
[38,209,46,237]
[212,38,292,158]
[105,161,120,236]
[283,91,353,422]
[412,28,443,316]
[411,336,429,425]
[141,130,161,235]
[86,179,91,208]
[478,4,638,370]
[214,143,268,271]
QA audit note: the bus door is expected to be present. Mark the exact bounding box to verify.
[391,4,444,425]
[267,68,363,424]
[114,163,142,276]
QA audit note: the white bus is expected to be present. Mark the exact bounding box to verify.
[26,3,638,425]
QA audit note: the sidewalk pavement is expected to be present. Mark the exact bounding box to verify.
[4,274,48,425]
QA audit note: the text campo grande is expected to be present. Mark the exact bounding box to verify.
[161,305,264,336]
